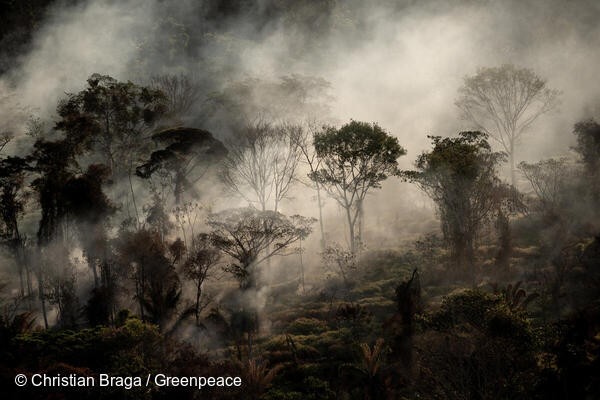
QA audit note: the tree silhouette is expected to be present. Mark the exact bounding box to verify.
[289,122,327,249]
[221,120,302,212]
[207,207,314,289]
[56,73,167,224]
[572,119,600,206]
[456,64,560,186]
[116,229,182,329]
[182,233,221,325]
[150,74,202,125]
[0,156,31,297]
[310,120,405,253]
[404,132,521,279]
[136,127,227,204]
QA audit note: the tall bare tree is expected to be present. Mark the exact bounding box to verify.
[150,74,202,125]
[456,64,560,186]
[518,158,574,219]
[289,122,326,249]
[222,120,302,212]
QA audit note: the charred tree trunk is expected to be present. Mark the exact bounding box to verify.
[391,269,421,369]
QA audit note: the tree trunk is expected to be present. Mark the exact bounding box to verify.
[345,206,356,254]
[137,264,146,321]
[466,234,475,285]
[18,268,25,298]
[91,260,99,288]
[127,167,140,227]
[299,238,305,294]
[174,170,184,205]
[38,276,48,329]
[357,199,364,246]
[241,261,257,291]
[453,235,469,280]
[316,183,326,250]
[195,279,202,325]
[510,140,516,188]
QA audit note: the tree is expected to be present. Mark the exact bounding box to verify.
[63,164,115,289]
[31,135,115,291]
[207,207,315,289]
[456,64,560,186]
[289,122,327,249]
[136,127,227,204]
[30,138,81,246]
[56,73,167,224]
[182,233,221,325]
[310,120,406,253]
[321,242,359,286]
[573,119,600,173]
[518,158,574,220]
[221,120,302,212]
[404,132,520,279]
[116,229,182,330]
[572,119,600,205]
[56,73,167,177]
[0,157,31,297]
[0,90,29,155]
[149,74,202,126]
[30,138,84,328]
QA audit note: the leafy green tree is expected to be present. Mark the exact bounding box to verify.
[404,132,519,279]
[207,207,314,289]
[310,120,405,253]
[418,290,537,399]
[456,64,560,186]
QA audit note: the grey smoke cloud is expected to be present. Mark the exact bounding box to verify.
[1,0,599,248]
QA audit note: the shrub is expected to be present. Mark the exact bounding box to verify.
[286,317,328,335]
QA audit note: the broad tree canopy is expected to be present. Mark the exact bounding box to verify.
[310,120,405,252]
[456,64,560,185]
[404,131,520,278]
[207,207,315,289]
[136,127,227,204]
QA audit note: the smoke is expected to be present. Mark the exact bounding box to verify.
[1,0,599,335]
[3,0,599,154]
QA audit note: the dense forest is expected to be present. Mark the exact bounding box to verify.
[1,0,599,399]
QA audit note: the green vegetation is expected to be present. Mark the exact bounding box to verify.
[0,3,599,398]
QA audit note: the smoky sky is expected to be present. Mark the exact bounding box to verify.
[3,0,599,156]
[1,0,599,244]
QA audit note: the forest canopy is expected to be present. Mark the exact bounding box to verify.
[1,1,599,399]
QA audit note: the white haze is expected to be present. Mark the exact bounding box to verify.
[1,0,599,254]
